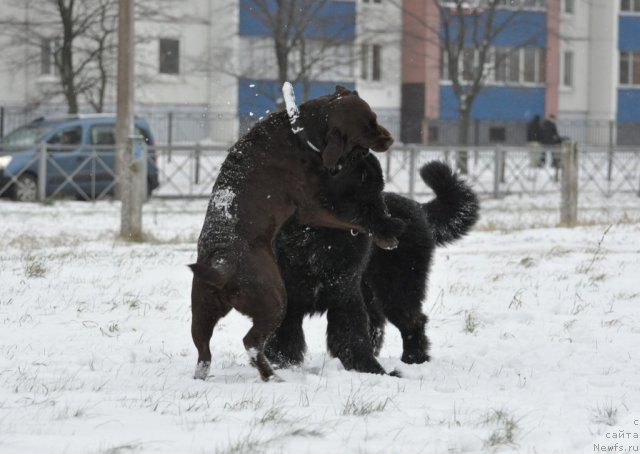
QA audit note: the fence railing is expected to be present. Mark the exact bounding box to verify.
[3,106,640,147]
[0,143,638,203]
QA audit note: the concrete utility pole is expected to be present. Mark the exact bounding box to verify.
[116,0,145,240]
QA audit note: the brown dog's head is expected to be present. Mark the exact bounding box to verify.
[321,85,394,169]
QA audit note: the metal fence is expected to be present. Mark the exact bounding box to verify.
[1,143,638,202]
[3,106,640,147]
[381,145,640,199]
[421,119,640,147]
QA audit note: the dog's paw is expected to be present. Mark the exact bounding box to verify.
[401,351,431,364]
[266,374,285,383]
[373,235,399,250]
[193,361,211,380]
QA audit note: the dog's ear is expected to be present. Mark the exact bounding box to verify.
[334,85,351,97]
[323,128,346,169]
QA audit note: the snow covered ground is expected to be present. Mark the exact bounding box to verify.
[1,193,639,454]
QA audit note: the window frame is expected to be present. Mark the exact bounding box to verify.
[47,125,83,150]
[159,38,180,75]
[564,0,574,14]
[620,0,640,12]
[619,51,640,86]
[562,50,574,88]
[360,43,382,82]
[40,38,59,76]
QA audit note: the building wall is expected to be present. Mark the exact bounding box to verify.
[587,0,618,122]
[356,0,402,139]
[557,0,591,120]
[437,8,548,122]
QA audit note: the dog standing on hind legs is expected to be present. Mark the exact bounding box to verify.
[189,85,402,382]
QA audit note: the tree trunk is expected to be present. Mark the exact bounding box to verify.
[274,0,289,110]
[457,106,470,174]
[58,0,79,114]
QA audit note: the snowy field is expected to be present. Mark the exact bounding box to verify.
[1,192,639,454]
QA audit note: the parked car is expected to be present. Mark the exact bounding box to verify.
[0,115,159,201]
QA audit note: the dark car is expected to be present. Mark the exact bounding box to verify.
[0,115,159,201]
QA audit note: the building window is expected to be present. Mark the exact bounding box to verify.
[620,51,640,85]
[361,44,382,81]
[523,47,537,83]
[462,48,476,81]
[495,0,546,9]
[159,38,180,74]
[490,47,544,85]
[41,38,58,76]
[508,51,520,83]
[489,126,506,143]
[440,49,450,80]
[494,48,508,82]
[563,51,573,87]
[621,0,640,12]
[564,0,574,13]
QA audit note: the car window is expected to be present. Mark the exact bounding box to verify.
[1,125,50,146]
[47,126,83,148]
[88,125,151,145]
[90,124,116,145]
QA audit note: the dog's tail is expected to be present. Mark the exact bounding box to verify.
[419,161,479,247]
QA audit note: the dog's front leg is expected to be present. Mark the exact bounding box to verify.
[296,206,366,233]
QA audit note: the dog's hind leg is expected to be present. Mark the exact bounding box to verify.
[264,308,307,368]
[235,252,287,382]
[191,276,231,379]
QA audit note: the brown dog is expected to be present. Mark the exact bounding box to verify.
[189,86,396,381]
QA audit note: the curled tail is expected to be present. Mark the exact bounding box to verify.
[420,161,479,246]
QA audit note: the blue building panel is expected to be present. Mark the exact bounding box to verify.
[238,78,355,118]
[440,10,546,48]
[619,16,640,51]
[239,0,355,40]
[618,89,640,122]
[439,85,545,121]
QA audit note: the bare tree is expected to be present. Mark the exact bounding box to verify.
[0,0,119,113]
[394,0,546,171]
[0,0,198,114]
[239,0,356,105]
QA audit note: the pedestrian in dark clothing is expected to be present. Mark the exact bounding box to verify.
[540,114,563,146]
[527,115,542,143]
[527,115,544,167]
[540,114,568,177]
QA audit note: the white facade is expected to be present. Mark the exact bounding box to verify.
[558,0,618,123]
[0,0,240,143]
[356,0,402,139]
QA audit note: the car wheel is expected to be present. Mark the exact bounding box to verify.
[12,174,39,202]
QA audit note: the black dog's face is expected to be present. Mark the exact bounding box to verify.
[322,86,394,169]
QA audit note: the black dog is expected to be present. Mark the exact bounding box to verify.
[266,155,479,374]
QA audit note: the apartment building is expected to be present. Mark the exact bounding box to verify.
[0,1,636,145]
[0,0,402,143]
[401,0,640,145]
